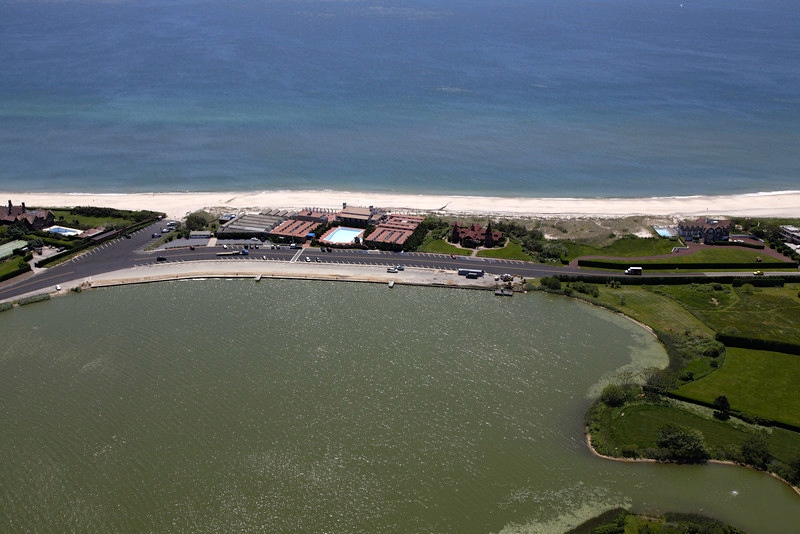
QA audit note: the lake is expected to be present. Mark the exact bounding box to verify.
[0,280,798,532]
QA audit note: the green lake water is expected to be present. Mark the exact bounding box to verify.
[1,280,798,532]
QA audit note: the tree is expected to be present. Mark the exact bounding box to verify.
[600,383,627,407]
[740,434,771,470]
[657,424,709,464]
[185,211,209,231]
[712,395,731,420]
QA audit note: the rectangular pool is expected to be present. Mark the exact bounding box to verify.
[323,227,364,244]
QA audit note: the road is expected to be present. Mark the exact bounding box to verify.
[0,222,786,303]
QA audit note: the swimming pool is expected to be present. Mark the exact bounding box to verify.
[45,225,81,237]
[323,227,364,244]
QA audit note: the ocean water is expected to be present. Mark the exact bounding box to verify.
[1,0,798,197]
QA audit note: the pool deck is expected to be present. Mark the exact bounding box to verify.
[319,226,365,245]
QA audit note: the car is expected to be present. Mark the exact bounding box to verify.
[125,234,132,239]
[156,256,166,262]
[305,257,311,262]
[395,265,404,271]
[189,245,195,251]
[222,244,228,249]
[251,237,260,241]
[315,257,321,262]
[387,267,398,273]
[152,232,160,238]
[753,270,764,276]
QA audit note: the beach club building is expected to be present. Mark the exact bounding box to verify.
[269,209,329,243]
[336,204,386,228]
[364,214,425,249]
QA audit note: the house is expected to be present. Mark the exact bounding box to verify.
[677,217,731,244]
[450,221,503,248]
[0,200,55,230]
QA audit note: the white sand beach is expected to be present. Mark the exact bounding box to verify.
[2,189,799,221]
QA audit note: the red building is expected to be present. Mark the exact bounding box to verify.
[450,222,503,248]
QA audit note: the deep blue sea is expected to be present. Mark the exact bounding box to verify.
[1,0,798,197]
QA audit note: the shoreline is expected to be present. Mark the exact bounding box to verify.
[3,189,800,221]
[585,432,800,497]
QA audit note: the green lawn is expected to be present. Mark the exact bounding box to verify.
[49,209,135,229]
[475,239,531,260]
[678,348,800,428]
[0,256,28,278]
[564,237,677,261]
[589,401,800,466]
[417,238,471,255]
[658,247,787,264]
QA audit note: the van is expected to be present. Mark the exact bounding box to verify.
[624,267,643,275]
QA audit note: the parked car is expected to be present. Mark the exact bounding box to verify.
[152,233,160,238]
[156,256,166,262]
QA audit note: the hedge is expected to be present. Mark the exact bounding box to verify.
[715,333,800,356]
[577,259,798,271]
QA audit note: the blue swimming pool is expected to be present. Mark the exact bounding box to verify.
[325,227,364,244]
[45,225,81,237]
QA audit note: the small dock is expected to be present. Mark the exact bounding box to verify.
[255,274,262,282]
[494,288,513,297]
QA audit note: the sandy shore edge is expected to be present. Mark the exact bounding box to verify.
[3,189,799,220]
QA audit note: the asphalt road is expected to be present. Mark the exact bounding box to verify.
[1,222,786,303]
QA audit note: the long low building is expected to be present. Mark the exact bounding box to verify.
[269,219,320,242]
[364,214,425,248]
[216,210,294,236]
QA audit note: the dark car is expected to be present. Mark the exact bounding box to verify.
[152,233,160,238]
[156,256,166,262]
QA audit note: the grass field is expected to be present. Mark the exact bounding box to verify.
[589,401,800,466]
[417,238,472,255]
[475,239,531,260]
[678,348,800,428]
[593,285,714,337]
[49,209,134,230]
[655,284,800,345]
[564,236,676,261]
